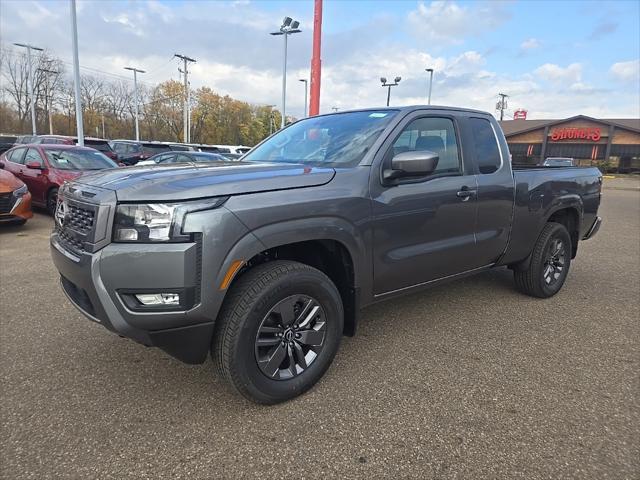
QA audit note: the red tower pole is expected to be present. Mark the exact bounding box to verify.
[309,0,323,116]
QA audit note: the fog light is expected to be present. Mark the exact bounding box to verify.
[135,293,180,306]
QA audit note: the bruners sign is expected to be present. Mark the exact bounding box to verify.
[550,127,602,142]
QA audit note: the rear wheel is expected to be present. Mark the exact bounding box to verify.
[47,188,58,216]
[514,222,572,298]
[213,260,343,404]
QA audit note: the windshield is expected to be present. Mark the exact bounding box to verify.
[45,149,118,170]
[242,110,398,167]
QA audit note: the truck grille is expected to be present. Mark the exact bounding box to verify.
[0,192,14,214]
[66,204,95,235]
[56,225,85,254]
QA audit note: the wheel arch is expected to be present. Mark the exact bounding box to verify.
[217,218,367,337]
[544,204,582,259]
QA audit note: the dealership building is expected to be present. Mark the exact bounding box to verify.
[499,115,640,172]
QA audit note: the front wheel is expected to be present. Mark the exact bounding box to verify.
[213,260,344,404]
[514,222,572,298]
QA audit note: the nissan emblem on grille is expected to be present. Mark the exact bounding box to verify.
[55,201,66,227]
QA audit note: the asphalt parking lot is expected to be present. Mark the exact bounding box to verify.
[1,181,638,479]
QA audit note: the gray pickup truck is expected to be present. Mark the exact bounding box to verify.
[50,106,602,404]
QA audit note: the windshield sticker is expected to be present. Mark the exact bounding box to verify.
[369,113,388,118]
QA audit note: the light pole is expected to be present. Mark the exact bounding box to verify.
[271,17,301,128]
[426,68,434,105]
[124,66,145,141]
[69,0,84,145]
[39,67,58,134]
[380,76,401,107]
[13,42,43,135]
[174,54,196,142]
[266,104,276,135]
[299,79,308,117]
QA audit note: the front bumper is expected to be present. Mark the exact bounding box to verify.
[0,191,32,223]
[50,233,214,364]
[582,216,602,240]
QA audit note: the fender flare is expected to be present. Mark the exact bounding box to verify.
[214,216,369,296]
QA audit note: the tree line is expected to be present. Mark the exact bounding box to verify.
[0,48,284,146]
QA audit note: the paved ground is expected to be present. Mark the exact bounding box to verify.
[1,187,638,479]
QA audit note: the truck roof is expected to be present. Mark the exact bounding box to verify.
[315,105,492,118]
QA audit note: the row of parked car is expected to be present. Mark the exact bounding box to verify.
[0,134,253,225]
[0,134,251,163]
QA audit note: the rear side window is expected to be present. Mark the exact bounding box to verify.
[470,118,501,174]
[24,148,44,166]
[8,148,26,164]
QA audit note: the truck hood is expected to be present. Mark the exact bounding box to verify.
[74,161,336,202]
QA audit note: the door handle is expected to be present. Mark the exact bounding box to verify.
[456,187,476,201]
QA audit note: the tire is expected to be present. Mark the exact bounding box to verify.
[514,222,572,298]
[47,188,58,216]
[213,260,344,404]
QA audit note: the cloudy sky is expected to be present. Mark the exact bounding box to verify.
[1,0,639,119]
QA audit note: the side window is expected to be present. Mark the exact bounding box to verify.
[470,118,501,174]
[8,148,26,164]
[175,154,192,163]
[158,154,176,163]
[389,117,461,175]
[24,148,44,166]
[113,143,126,154]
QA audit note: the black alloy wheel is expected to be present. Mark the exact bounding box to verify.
[214,260,343,404]
[542,237,566,286]
[255,295,326,380]
[513,221,572,298]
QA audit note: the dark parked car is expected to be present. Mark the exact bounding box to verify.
[15,135,38,145]
[109,140,173,165]
[1,144,118,214]
[136,151,229,166]
[37,135,118,162]
[0,135,17,154]
[50,106,602,404]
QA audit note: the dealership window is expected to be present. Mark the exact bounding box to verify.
[508,143,541,165]
[470,118,501,174]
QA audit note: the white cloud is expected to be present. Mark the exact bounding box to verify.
[407,1,508,46]
[520,38,540,50]
[534,63,582,83]
[610,59,640,83]
[0,0,638,120]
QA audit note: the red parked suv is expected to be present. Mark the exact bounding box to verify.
[37,135,119,161]
[0,144,118,214]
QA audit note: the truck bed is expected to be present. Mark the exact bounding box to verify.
[499,166,602,265]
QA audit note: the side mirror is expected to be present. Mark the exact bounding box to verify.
[25,161,43,170]
[384,150,439,182]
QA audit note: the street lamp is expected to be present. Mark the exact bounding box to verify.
[69,0,84,145]
[299,79,308,117]
[425,68,434,105]
[271,16,302,128]
[13,42,44,135]
[124,66,146,141]
[380,76,401,107]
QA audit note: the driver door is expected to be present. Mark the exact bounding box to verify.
[370,113,480,295]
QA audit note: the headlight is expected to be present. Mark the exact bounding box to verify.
[113,197,227,243]
[13,184,28,197]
